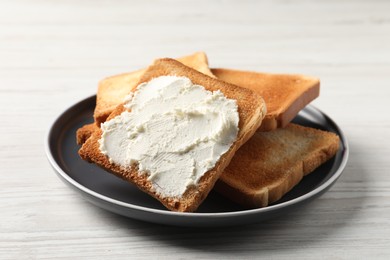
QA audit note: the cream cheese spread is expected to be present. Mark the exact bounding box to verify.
[99,76,239,198]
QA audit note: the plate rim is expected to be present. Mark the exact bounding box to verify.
[45,95,349,221]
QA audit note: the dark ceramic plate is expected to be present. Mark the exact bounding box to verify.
[45,96,348,227]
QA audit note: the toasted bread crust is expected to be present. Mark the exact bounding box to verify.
[211,68,320,131]
[76,123,99,145]
[79,58,266,212]
[215,124,340,208]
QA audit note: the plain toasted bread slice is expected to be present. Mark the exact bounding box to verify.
[79,58,267,212]
[94,52,214,125]
[214,123,340,208]
[76,123,99,145]
[211,68,320,131]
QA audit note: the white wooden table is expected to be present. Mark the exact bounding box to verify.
[1,0,389,259]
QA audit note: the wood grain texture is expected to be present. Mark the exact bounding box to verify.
[1,0,390,259]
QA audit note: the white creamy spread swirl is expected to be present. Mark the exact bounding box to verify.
[99,76,239,198]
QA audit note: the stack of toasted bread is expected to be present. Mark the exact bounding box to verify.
[77,52,340,212]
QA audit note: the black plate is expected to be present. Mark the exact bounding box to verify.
[45,96,349,227]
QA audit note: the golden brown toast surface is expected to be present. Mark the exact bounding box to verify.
[215,123,340,208]
[211,68,320,131]
[94,52,214,125]
[76,123,99,145]
[79,58,267,212]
